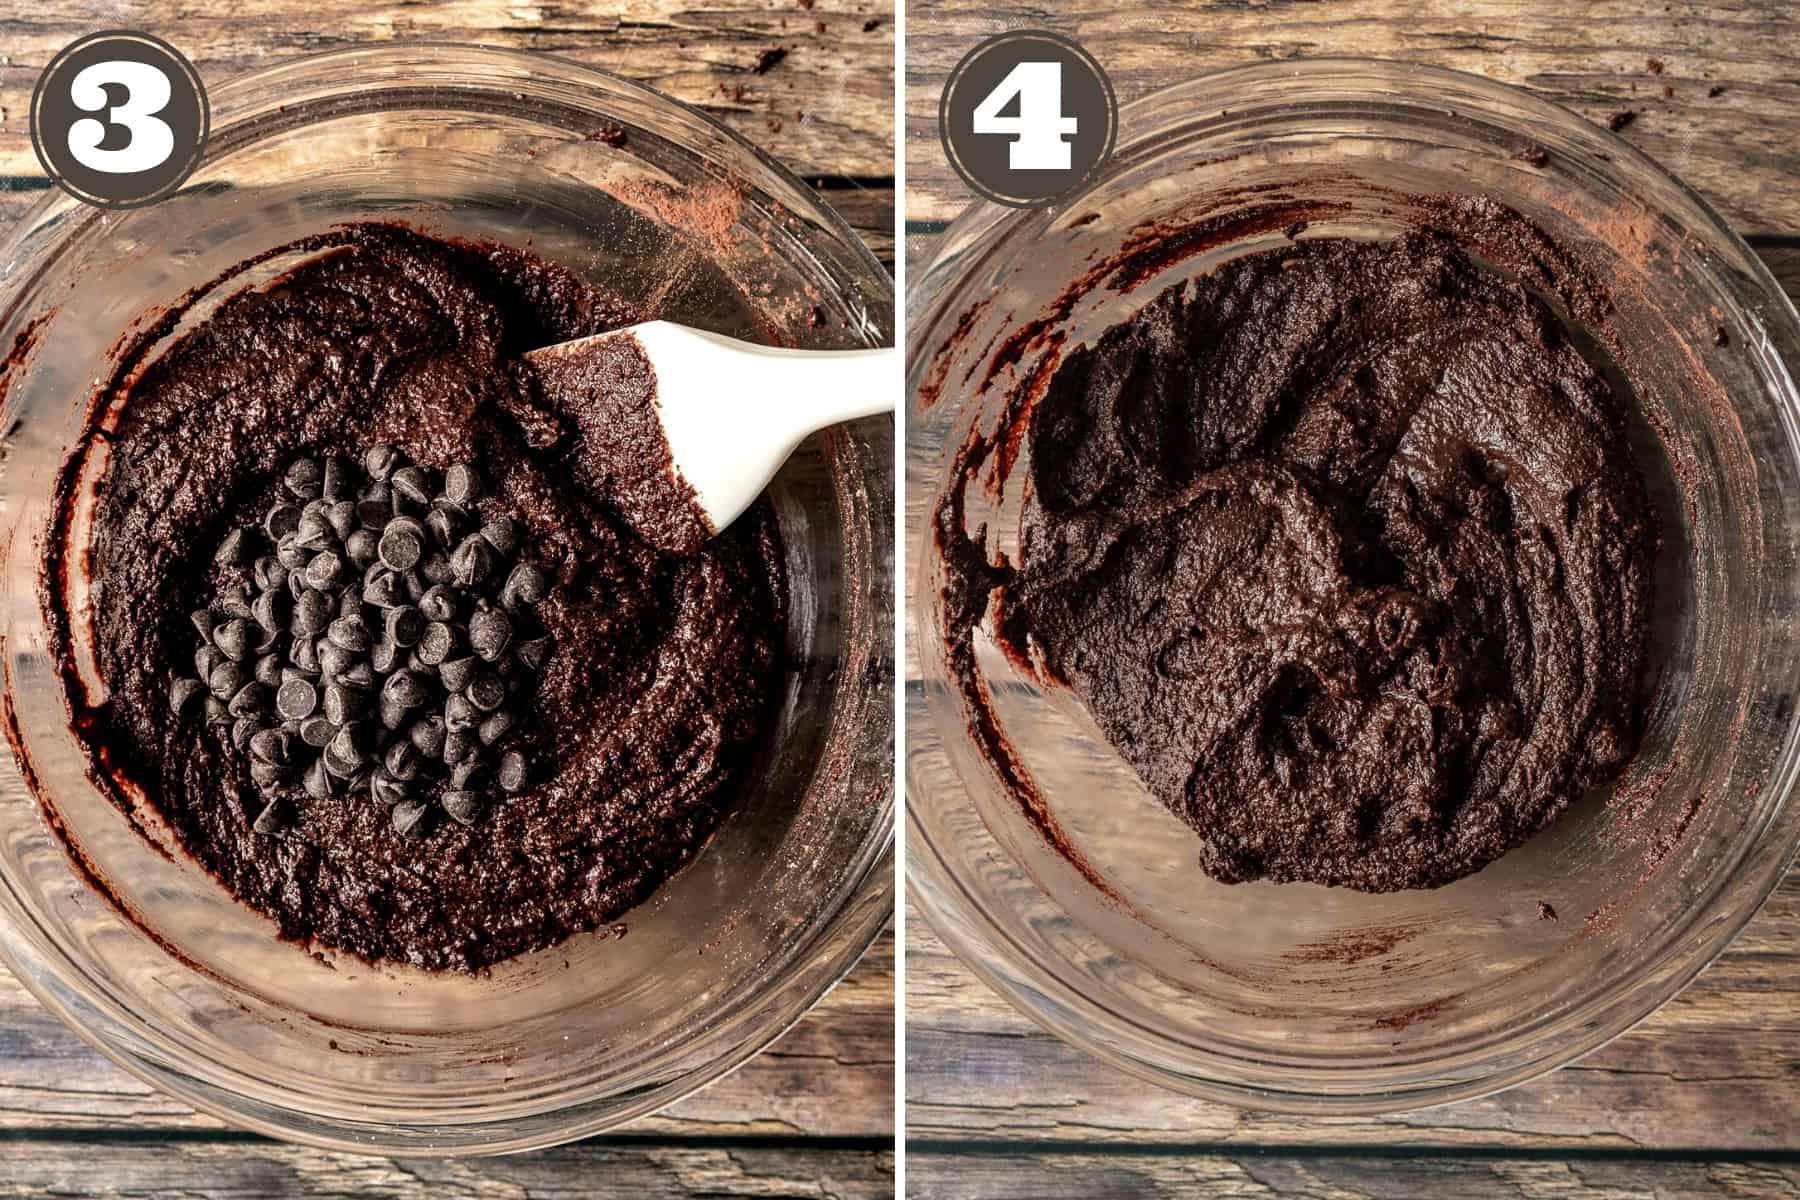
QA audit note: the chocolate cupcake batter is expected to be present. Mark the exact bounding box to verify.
[45,224,787,971]
[941,221,1656,891]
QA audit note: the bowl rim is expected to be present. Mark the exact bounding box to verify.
[0,40,895,1154]
[904,55,1800,1115]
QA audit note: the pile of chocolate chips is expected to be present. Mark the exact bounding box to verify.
[169,447,552,839]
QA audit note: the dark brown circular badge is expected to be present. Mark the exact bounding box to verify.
[939,30,1117,209]
[31,31,209,210]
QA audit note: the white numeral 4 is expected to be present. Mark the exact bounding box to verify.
[971,61,1078,171]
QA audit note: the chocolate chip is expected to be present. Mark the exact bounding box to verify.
[364,444,400,481]
[317,639,356,680]
[324,500,356,541]
[384,668,430,709]
[514,635,553,675]
[304,550,344,591]
[292,635,321,674]
[298,714,334,747]
[438,656,477,692]
[384,739,421,781]
[392,799,430,838]
[370,637,401,674]
[357,498,391,531]
[303,756,336,798]
[254,654,284,689]
[253,556,288,591]
[449,759,482,789]
[385,605,424,648]
[322,456,350,501]
[379,518,425,572]
[417,622,457,665]
[444,693,479,731]
[379,691,410,730]
[444,463,482,506]
[469,608,512,662]
[215,527,251,565]
[345,529,379,567]
[503,563,548,608]
[467,674,506,711]
[275,536,307,572]
[196,644,225,680]
[324,679,365,725]
[252,589,289,636]
[204,695,230,725]
[443,728,476,764]
[370,768,409,806]
[477,710,514,745]
[339,661,376,690]
[480,516,518,555]
[285,457,323,499]
[404,570,428,603]
[208,660,248,699]
[214,618,252,662]
[497,750,528,792]
[425,506,460,549]
[169,677,205,716]
[442,790,484,826]
[362,569,405,609]
[409,716,447,757]
[228,681,266,718]
[294,511,335,551]
[249,759,288,789]
[419,585,457,623]
[216,588,254,620]
[421,550,454,585]
[231,715,261,753]
[190,609,218,641]
[391,466,432,506]
[266,503,302,541]
[451,535,494,587]
[327,614,372,652]
[276,677,318,721]
[250,727,292,765]
[324,726,364,777]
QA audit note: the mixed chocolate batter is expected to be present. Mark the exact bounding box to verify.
[939,212,1657,891]
[45,224,787,971]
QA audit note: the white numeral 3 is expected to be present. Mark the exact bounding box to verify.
[67,60,175,174]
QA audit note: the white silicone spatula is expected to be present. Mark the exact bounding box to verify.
[525,321,894,549]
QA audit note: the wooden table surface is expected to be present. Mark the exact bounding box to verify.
[0,2,895,1196]
[904,2,1800,1196]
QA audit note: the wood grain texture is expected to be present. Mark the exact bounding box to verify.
[904,0,1800,234]
[906,1149,1800,1199]
[0,1136,896,1198]
[0,0,895,180]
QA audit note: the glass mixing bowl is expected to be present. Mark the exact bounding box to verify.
[907,60,1800,1113]
[0,45,893,1153]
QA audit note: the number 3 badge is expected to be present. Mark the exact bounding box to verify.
[31,31,209,210]
[940,31,1117,209]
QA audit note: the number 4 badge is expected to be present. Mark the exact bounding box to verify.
[941,31,1118,208]
[973,62,1081,171]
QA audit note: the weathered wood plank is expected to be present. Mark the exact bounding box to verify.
[0,926,892,1137]
[904,0,1800,234]
[906,892,1800,1150]
[0,1135,895,1198]
[0,0,895,180]
[905,1148,1800,1199]
[0,184,893,272]
[903,242,1800,1151]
